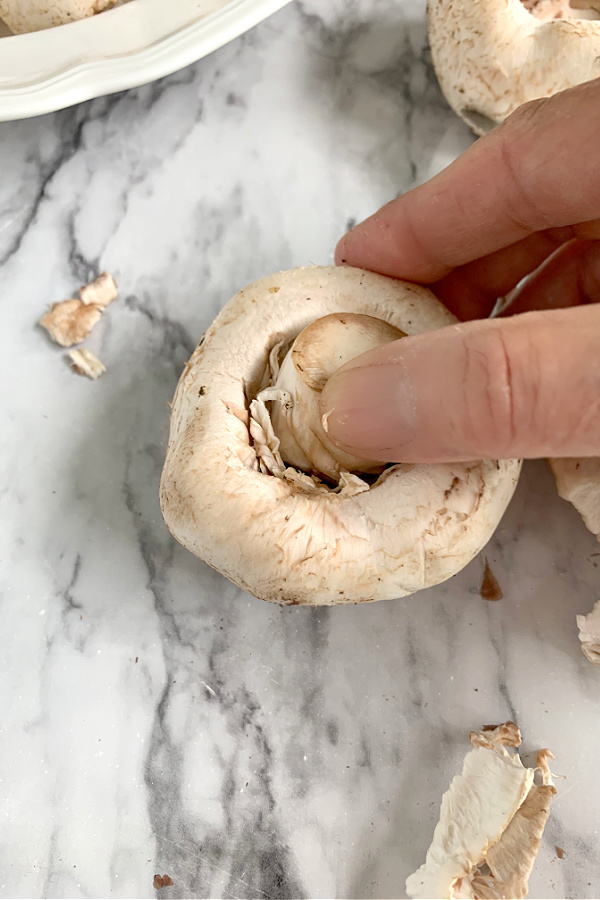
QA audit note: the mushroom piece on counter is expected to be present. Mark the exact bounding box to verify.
[550,458,600,543]
[576,596,600,665]
[39,271,118,348]
[427,0,600,135]
[160,266,521,606]
[40,298,103,348]
[68,347,106,380]
[406,723,556,900]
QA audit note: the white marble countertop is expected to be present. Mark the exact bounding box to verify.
[1,1,600,898]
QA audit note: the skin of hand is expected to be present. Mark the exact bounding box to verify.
[320,78,600,464]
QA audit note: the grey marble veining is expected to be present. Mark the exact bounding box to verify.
[1,2,600,898]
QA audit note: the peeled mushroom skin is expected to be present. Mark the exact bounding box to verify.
[160,266,521,606]
[427,0,600,135]
[406,723,555,900]
[0,0,117,33]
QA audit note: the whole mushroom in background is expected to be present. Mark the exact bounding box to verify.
[427,0,600,135]
[160,266,521,606]
[0,0,117,33]
[428,0,600,544]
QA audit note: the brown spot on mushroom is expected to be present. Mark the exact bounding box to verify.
[444,476,460,500]
[556,846,565,859]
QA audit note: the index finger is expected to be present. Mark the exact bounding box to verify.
[336,78,600,284]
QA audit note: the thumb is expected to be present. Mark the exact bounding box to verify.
[320,305,600,464]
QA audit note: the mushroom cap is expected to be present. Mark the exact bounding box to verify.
[427,0,600,135]
[160,266,521,606]
[0,0,116,32]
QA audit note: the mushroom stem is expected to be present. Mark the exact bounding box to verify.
[269,312,405,481]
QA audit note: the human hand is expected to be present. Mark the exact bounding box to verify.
[320,79,600,464]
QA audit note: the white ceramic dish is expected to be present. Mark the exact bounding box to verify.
[0,0,292,121]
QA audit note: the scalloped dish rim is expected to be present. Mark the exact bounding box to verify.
[0,0,292,121]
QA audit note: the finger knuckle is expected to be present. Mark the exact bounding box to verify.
[504,96,548,132]
[497,135,550,234]
[458,329,522,458]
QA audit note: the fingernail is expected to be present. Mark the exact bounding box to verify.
[320,362,417,457]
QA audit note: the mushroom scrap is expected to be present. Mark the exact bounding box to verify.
[0,0,118,32]
[39,272,118,348]
[549,458,600,543]
[576,597,600,665]
[427,0,600,134]
[68,347,106,380]
[406,723,556,900]
[160,266,521,605]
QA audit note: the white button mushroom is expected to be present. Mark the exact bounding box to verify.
[427,0,600,134]
[0,0,117,32]
[160,266,521,605]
